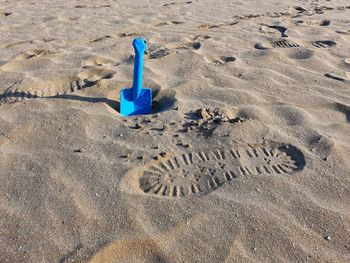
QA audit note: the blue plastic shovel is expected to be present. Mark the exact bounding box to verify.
[120,38,152,116]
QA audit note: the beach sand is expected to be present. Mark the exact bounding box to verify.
[0,0,349,262]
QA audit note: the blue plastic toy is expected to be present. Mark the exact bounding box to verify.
[120,38,152,116]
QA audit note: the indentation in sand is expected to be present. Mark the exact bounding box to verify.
[272,39,300,48]
[312,40,337,48]
[254,39,301,49]
[120,142,305,198]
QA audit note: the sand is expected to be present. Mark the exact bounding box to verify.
[0,0,349,262]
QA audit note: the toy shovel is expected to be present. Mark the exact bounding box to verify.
[120,38,152,116]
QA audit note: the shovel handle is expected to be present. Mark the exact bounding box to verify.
[132,38,147,100]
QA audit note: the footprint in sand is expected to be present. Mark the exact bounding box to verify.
[311,40,336,48]
[257,24,301,49]
[255,39,337,50]
[255,39,300,49]
[120,142,305,198]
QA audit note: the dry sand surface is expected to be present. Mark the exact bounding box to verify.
[0,0,350,262]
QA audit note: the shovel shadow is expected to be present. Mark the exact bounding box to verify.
[52,88,177,115]
[53,94,120,112]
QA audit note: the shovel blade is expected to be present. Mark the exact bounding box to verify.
[120,87,152,116]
